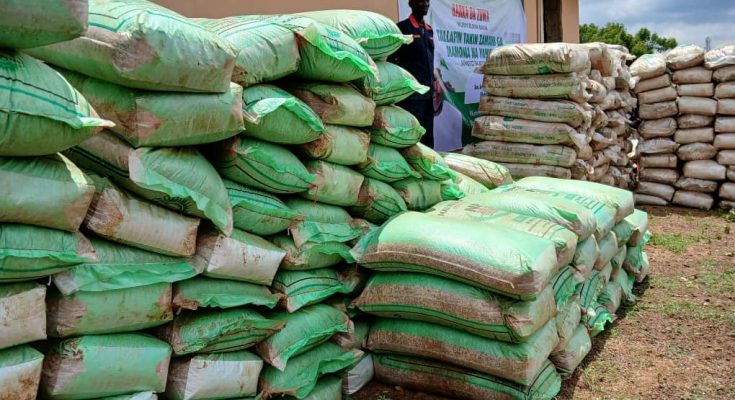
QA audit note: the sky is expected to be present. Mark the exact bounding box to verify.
[579,0,735,50]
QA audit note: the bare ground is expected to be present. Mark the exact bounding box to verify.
[352,206,735,400]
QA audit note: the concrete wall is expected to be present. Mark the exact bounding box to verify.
[153,0,399,19]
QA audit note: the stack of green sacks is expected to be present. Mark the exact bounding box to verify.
[352,176,649,398]
[7,1,283,398]
[0,2,111,398]
[192,10,424,399]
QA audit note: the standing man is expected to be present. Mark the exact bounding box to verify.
[389,0,440,148]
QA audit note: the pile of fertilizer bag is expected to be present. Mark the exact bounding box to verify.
[467,42,638,189]
[634,45,735,209]
[0,1,651,399]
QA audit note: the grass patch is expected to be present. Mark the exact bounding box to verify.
[660,300,735,330]
[581,359,623,386]
[650,233,690,253]
[696,269,735,298]
[650,226,724,253]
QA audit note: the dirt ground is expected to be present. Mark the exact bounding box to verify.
[351,206,735,400]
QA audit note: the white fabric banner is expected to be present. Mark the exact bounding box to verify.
[399,0,526,150]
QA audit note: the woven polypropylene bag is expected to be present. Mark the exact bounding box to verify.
[0,51,112,156]
[26,0,237,92]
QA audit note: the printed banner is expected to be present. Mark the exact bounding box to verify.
[399,0,526,150]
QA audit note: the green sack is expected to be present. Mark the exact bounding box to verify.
[240,84,324,144]
[471,186,614,240]
[624,231,651,280]
[354,272,557,343]
[370,105,425,148]
[300,125,370,166]
[598,279,623,314]
[572,236,599,281]
[225,179,301,236]
[196,17,300,87]
[554,299,582,353]
[450,171,491,195]
[285,199,362,247]
[373,354,561,400]
[596,231,619,269]
[41,333,172,399]
[579,270,606,313]
[551,266,582,309]
[0,282,46,350]
[358,144,421,183]
[194,228,286,286]
[301,161,364,207]
[165,351,262,400]
[440,180,466,201]
[61,69,244,147]
[401,143,457,181]
[260,341,362,399]
[47,283,173,338]
[208,136,316,194]
[262,15,377,82]
[615,268,636,304]
[614,209,650,247]
[391,178,444,211]
[0,345,44,399]
[513,176,635,222]
[426,200,578,267]
[256,304,352,371]
[289,375,342,400]
[156,308,285,356]
[349,178,408,224]
[26,0,237,93]
[584,301,615,337]
[367,318,558,385]
[355,61,429,105]
[52,237,197,295]
[272,268,360,313]
[272,235,354,271]
[0,1,87,48]
[296,10,411,59]
[443,152,514,189]
[0,223,96,283]
[288,82,376,127]
[0,154,95,232]
[65,131,233,234]
[611,245,627,270]
[173,276,280,311]
[354,211,559,300]
[84,174,200,257]
[550,324,592,378]
[0,51,111,157]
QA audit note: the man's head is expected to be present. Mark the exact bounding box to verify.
[409,0,430,18]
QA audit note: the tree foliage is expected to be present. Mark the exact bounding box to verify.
[580,23,678,57]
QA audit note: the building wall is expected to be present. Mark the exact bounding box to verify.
[522,0,579,43]
[153,0,398,19]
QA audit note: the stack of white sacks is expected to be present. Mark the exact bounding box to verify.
[633,45,735,209]
[466,42,637,189]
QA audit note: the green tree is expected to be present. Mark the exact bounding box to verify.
[580,22,678,57]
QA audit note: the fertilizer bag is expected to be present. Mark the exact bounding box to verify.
[165,351,262,400]
[40,333,172,399]
[0,51,111,157]
[0,0,88,49]
[353,211,560,300]
[26,0,237,92]
[0,282,46,350]
[0,154,94,232]
[0,345,44,400]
